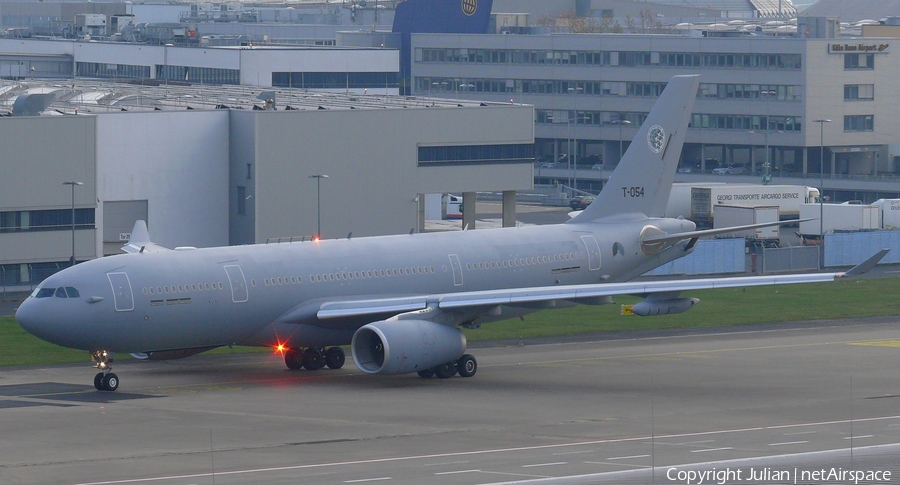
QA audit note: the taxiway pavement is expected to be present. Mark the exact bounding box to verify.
[1,317,899,485]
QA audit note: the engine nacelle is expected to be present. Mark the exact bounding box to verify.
[632,297,699,316]
[351,319,466,375]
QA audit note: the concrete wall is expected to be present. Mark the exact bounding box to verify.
[232,103,534,242]
[0,115,97,264]
[95,110,229,252]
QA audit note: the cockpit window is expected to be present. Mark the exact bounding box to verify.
[35,288,56,298]
[65,287,80,298]
[55,287,68,298]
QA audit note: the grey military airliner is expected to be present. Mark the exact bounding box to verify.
[15,75,885,391]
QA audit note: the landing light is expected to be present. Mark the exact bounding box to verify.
[274,343,287,354]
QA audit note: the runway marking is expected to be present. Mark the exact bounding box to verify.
[584,461,652,469]
[606,454,650,460]
[848,340,900,348]
[784,431,817,436]
[768,440,809,446]
[343,478,391,483]
[69,414,900,485]
[522,462,566,468]
[424,461,470,467]
[435,469,481,475]
[690,447,734,453]
[552,450,595,456]
[844,435,875,439]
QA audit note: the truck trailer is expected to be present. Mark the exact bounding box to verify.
[798,202,880,242]
[713,205,780,246]
[690,184,820,227]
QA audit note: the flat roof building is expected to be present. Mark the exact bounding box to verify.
[0,80,534,289]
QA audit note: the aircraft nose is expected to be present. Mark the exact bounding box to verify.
[15,297,44,338]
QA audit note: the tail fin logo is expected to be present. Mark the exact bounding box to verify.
[647,125,665,153]
[462,0,478,16]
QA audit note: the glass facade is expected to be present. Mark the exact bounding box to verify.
[156,65,240,85]
[272,71,399,89]
[77,62,151,80]
[417,47,802,70]
[418,143,534,167]
[844,115,874,132]
[0,208,95,232]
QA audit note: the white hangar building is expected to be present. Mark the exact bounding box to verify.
[0,81,534,288]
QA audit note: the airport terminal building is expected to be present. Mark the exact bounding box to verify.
[411,26,900,201]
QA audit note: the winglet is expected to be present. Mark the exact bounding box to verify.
[121,220,170,254]
[838,249,890,278]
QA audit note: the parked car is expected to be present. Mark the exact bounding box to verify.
[569,195,595,210]
[713,164,746,175]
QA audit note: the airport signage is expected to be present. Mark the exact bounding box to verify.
[829,43,890,54]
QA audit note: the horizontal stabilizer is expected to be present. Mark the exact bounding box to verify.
[642,218,814,247]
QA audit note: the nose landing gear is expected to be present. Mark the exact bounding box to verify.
[91,350,119,391]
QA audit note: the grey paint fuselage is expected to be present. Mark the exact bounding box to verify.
[18,216,692,354]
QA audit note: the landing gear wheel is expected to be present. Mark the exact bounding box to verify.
[324,347,345,369]
[417,368,435,379]
[94,372,104,391]
[284,349,304,370]
[101,373,119,392]
[457,354,477,378]
[434,362,457,379]
[302,347,325,371]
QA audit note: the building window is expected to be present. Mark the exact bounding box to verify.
[417,144,534,166]
[844,53,874,70]
[272,72,399,89]
[156,65,240,85]
[237,186,247,215]
[0,209,94,232]
[844,115,874,132]
[844,84,874,100]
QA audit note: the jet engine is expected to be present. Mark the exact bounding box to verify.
[351,320,466,375]
[632,297,699,316]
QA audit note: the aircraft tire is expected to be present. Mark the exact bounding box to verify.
[325,347,345,369]
[102,373,119,392]
[94,372,104,390]
[302,348,325,371]
[457,354,477,378]
[434,363,456,379]
[284,349,304,370]
[417,368,435,378]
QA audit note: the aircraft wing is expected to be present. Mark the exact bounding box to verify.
[315,249,887,320]
[642,218,815,247]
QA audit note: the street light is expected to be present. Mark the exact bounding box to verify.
[611,119,632,162]
[813,119,831,268]
[308,174,328,239]
[62,181,83,267]
[760,90,776,185]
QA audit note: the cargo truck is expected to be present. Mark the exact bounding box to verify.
[690,184,820,227]
[872,199,900,230]
[713,205,780,246]
[798,202,880,243]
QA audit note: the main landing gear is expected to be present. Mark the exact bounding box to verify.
[283,347,346,371]
[91,350,119,391]
[417,354,477,379]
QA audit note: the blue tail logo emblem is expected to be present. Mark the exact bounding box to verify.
[462,0,478,16]
[647,125,665,153]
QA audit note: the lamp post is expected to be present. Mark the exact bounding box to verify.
[308,174,328,239]
[813,119,831,268]
[760,90,776,185]
[62,181,83,267]
[612,119,632,162]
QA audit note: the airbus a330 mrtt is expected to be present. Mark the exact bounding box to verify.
[15,75,886,391]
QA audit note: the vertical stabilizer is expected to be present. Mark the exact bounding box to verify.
[568,75,699,223]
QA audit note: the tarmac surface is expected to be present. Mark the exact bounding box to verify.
[1,317,900,485]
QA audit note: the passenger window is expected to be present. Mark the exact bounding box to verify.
[65,287,80,298]
[55,287,68,298]
[36,287,56,298]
